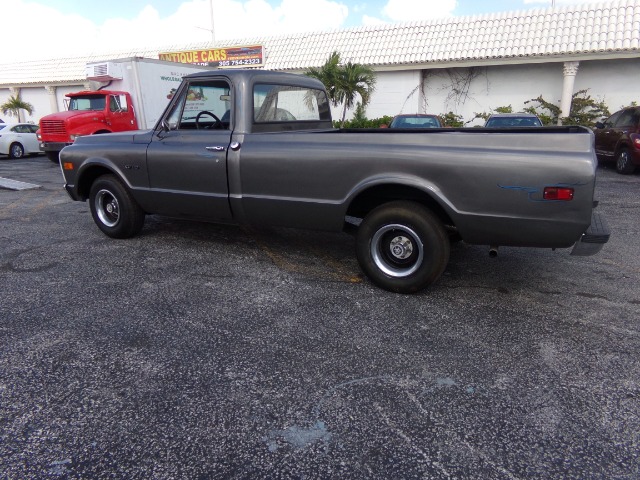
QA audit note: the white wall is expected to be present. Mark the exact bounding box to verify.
[422,62,565,126]
[0,89,10,123]
[574,58,640,112]
[366,70,422,118]
[339,57,640,125]
[20,87,49,123]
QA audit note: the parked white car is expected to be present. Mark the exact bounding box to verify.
[0,123,41,159]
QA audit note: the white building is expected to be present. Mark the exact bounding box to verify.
[1,0,639,126]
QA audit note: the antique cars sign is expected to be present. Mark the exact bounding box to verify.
[158,45,264,68]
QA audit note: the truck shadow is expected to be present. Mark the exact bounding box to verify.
[142,216,364,286]
[140,215,568,295]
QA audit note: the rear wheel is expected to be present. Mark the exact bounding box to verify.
[46,151,60,163]
[89,175,145,238]
[616,148,636,175]
[356,201,450,293]
[9,142,24,159]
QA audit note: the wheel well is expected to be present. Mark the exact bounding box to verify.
[346,184,455,228]
[77,166,115,200]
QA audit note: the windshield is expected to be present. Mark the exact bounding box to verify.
[68,95,106,112]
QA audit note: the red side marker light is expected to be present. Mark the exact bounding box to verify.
[544,186,574,201]
[62,162,74,170]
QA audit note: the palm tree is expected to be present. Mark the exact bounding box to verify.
[1,95,34,122]
[306,52,376,127]
[337,61,376,125]
[305,51,343,107]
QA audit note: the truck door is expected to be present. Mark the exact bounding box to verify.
[107,94,137,131]
[146,78,233,220]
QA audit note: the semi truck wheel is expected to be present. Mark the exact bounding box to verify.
[46,151,60,163]
[9,142,24,159]
[356,201,450,294]
[89,175,145,238]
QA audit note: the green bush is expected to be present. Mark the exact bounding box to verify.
[335,115,394,129]
[524,89,609,127]
[439,112,464,128]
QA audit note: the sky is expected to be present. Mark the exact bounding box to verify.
[1,0,602,64]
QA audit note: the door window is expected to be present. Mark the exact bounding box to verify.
[165,79,231,130]
[110,95,129,112]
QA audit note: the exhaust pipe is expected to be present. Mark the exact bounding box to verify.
[489,245,499,258]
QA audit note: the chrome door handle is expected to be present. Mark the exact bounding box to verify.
[205,146,225,152]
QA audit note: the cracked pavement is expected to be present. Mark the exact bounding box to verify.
[1,156,639,479]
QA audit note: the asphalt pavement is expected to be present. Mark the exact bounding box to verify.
[0,155,638,479]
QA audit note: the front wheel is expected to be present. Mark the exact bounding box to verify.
[46,151,60,163]
[89,175,145,238]
[356,201,450,294]
[616,148,636,175]
[9,143,24,159]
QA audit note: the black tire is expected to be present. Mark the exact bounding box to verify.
[46,151,60,163]
[8,142,24,159]
[356,201,450,294]
[615,148,636,175]
[89,175,145,238]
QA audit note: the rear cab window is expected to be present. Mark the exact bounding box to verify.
[252,83,331,132]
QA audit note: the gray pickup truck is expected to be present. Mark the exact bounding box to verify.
[59,69,609,293]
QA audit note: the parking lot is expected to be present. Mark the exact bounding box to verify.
[0,155,638,479]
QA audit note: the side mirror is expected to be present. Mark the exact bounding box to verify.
[594,121,605,129]
[157,119,171,138]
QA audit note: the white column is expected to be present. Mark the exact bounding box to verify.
[559,61,579,125]
[44,85,58,113]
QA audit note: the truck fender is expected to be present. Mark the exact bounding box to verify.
[344,174,459,226]
[75,158,133,201]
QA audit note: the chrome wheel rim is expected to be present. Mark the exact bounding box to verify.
[95,189,120,227]
[11,145,23,158]
[371,224,424,277]
[617,151,629,171]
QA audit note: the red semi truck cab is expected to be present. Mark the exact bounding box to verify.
[38,90,137,163]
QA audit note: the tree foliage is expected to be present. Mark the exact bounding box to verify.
[524,89,609,127]
[440,111,464,127]
[1,94,34,120]
[336,107,393,129]
[468,105,513,125]
[305,51,376,127]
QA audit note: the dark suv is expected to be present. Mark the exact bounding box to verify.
[594,106,640,174]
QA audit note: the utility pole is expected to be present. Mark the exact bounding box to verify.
[209,0,216,43]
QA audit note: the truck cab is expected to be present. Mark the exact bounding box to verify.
[38,90,136,163]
